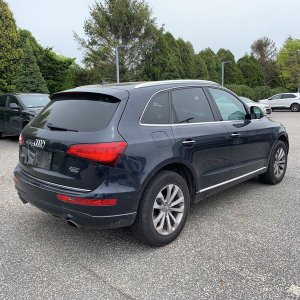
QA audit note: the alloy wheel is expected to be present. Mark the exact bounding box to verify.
[273,147,286,178]
[152,184,184,235]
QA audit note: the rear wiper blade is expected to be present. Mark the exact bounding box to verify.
[46,123,78,132]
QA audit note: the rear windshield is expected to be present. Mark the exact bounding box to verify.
[30,94,120,132]
[19,94,50,108]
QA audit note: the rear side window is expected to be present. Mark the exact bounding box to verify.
[171,88,214,124]
[282,94,296,99]
[30,94,120,132]
[141,92,170,124]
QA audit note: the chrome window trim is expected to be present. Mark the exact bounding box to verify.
[21,170,92,193]
[198,167,267,193]
[139,85,220,126]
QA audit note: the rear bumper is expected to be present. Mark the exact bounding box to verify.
[14,165,137,229]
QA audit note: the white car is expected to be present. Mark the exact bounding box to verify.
[259,93,300,112]
[240,96,271,115]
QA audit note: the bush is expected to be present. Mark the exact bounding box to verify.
[226,84,287,101]
[226,84,255,100]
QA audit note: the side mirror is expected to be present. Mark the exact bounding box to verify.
[9,103,20,110]
[250,106,264,119]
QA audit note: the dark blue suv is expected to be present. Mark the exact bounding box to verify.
[14,80,289,246]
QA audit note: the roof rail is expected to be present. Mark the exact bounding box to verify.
[134,80,219,89]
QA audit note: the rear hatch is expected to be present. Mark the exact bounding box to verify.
[19,90,128,191]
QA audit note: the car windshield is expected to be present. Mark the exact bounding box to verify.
[240,97,254,104]
[19,94,50,108]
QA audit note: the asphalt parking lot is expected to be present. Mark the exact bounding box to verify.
[0,112,299,300]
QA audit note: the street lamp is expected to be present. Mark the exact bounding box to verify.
[221,61,231,86]
[115,45,127,84]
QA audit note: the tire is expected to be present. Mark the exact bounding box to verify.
[0,132,2,139]
[290,103,300,112]
[131,171,190,247]
[259,140,288,184]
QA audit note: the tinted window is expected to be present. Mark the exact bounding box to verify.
[171,88,214,124]
[19,94,50,108]
[209,88,247,121]
[282,94,296,99]
[30,95,120,132]
[8,95,19,106]
[141,92,170,124]
[270,94,281,100]
[0,96,7,108]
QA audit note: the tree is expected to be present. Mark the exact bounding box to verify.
[75,0,158,82]
[194,54,209,79]
[177,39,196,78]
[251,37,278,86]
[140,31,183,80]
[277,38,300,91]
[15,41,49,93]
[17,29,75,93]
[217,48,244,84]
[198,48,221,83]
[0,0,21,92]
[237,55,265,87]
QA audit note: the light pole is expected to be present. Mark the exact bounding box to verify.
[115,45,127,84]
[221,61,231,86]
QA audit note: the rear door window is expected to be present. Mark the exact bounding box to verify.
[171,88,215,124]
[30,94,120,132]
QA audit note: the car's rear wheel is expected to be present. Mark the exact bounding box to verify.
[132,171,190,247]
[291,103,300,112]
[259,140,287,184]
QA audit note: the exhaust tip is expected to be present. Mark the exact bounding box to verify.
[67,219,79,228]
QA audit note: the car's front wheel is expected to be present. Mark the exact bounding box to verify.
[132,171,190,247]
[291,103,300,112]
[259,140,287,184]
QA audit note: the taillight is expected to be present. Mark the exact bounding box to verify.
[56,194,117,206]
[66,142,127,166]
[19,133,25,146]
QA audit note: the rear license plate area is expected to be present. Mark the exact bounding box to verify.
[33,150,53,170]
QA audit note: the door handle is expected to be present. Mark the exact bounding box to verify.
[182,139,196,145]
[230,133,241,138]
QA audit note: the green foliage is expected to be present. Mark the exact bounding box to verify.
[17,29,75,93]
[251,37,280,86]
[217,48,244,84]
[198,48,221,83]
[237,55,265,87]
[177,39,196,78]
[15,41,49,93]
[75,0,158,82]
[226,84,286,101]
[194,54,208,79]
[0,0,21,92]
[141,31,184,80]
[226,84,255,100]
[37,48,75,93]
[277,38,300,91]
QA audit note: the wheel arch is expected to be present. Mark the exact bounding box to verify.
[138,160,197,204]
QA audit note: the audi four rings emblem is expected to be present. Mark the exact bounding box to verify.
[31,139,46,149]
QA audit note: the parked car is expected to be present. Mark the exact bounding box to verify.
[259,93,300,112]
[240,96,271,115]
[14,80,289,246]
[0,93,50,138]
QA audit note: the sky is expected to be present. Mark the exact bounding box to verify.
[5,0,300,65]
